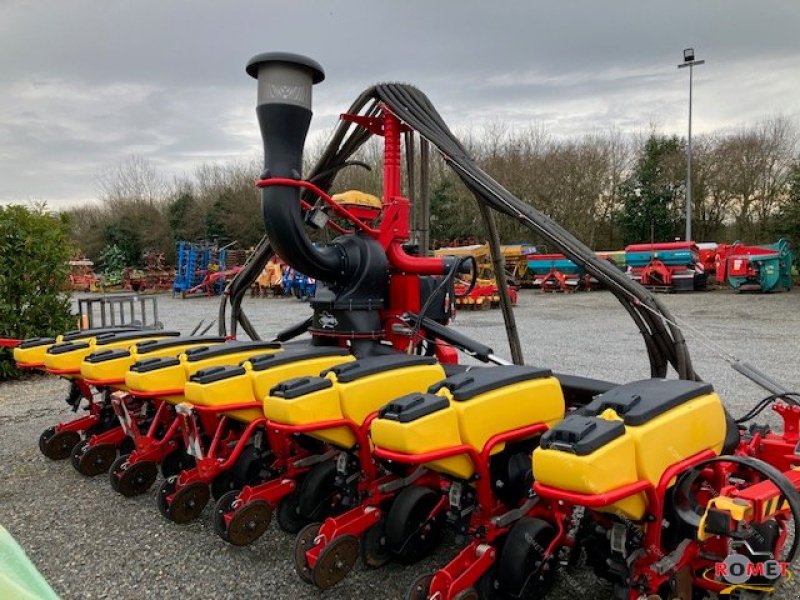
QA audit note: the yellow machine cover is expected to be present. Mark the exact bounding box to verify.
[371,365,564,479]
[13,326,142,368]
[183,346,355,422]
[80,335,227,388]
[534,379,726,520]
[124,340,281,401]
[43,330,180,375]
[263,354,446,448]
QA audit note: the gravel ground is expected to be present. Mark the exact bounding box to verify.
[1,289,798,599]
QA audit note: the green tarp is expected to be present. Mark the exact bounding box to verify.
[0,526,59,600]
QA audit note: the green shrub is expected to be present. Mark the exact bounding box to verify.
[0,204,75,380]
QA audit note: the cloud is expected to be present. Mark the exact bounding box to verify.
[0,0,798,205]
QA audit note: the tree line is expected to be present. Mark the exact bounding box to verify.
[64,115,800,269]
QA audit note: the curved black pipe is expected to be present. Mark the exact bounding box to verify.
[247,52,343,281]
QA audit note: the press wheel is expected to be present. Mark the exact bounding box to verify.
[361,519,390,568]
[311,534,360,590]
[213,490,239,542]
[298,461,339,521]
[110,456,158,497]
[226,500,273,546]
[73,441,117,476]
[405,574,433,600]
[496,517,557,599]
[386,486,443,564]
[210,471,238,501]
[160,448,195,479]
[39,428,80,460]
[158,480,210,524]
[294,522,322,583]
[276,489,307,534]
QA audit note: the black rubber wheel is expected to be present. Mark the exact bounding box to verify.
[158,480,210,524]
[386,486,443,564]
[160,448,196,479]
[225,500,273,546]
[311,534,360,590]
[109,454,126,492]
[210,471,238,501]
[496,517,556,599]
[110,456,158,497]
[213,490,239,542]
[294,522,322,583]
[405,574,433,600]
[361,519,390,568]
[40,428,80,460]
[70,439,87,471]
[73,442,117,476]
[297,461,339,521]
[39,426,55,454]
[276,489,307,534]
[156,477,177,519]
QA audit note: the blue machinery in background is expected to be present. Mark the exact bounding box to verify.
[172,241,229,295]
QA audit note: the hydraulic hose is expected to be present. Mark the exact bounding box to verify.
[368,82,695,379]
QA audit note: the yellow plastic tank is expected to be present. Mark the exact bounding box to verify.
[44,330,179,376]
[264,354,446,449]
[16,326,146,369]
[533,379,727,521]
[124,340,281,402]
[13,337,58,368]
[533,412,646,520]
[183,346,354,422]
[80,336,227,390]
[372,365,565,479]
[371,391,471,478]
[580,379,727,486]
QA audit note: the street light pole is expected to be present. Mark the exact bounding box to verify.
[678,48,705,242]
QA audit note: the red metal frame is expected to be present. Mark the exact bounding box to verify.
[302,422,551,586]
[374,422,548,512]
[111,393,183,466]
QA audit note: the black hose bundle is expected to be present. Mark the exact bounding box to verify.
[367,83,695,380]
[222,82,695,381]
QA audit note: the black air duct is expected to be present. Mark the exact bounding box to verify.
[246,52,341,280]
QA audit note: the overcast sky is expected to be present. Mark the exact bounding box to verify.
[1,0,798,207]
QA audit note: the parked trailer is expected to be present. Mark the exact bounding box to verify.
[716,238,794,292]
[625,241,707,292]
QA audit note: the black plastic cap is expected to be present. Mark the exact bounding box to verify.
[245,52,325,83]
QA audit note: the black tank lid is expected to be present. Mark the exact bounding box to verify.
[46,341,90,355]
[539,415,625,456]
[94,330,181,345]
[18,337,56,349]
[136,336,226,354]
[583,379,714,426]
[379,392,450,423]
[270,376,333,399]
[429,365,552,402]
[190,365,247,385]
[84,348,131,364]
[324,354,437,384]
[129,356,181,373]
[184,341,281,362]
[61,326,143,341]
[248,346,350,371]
